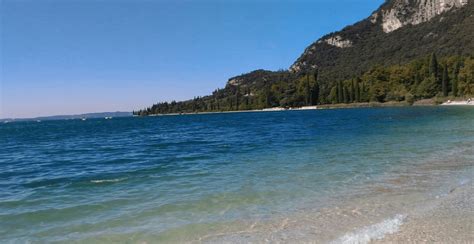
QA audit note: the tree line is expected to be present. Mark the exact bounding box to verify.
[134,54,473,116]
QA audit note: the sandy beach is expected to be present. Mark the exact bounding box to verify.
[441,100,474,106]
[375,181,473,243]
[200,179,473,243]
[198,143,474,244]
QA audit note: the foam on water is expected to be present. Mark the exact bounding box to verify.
[458,178,470,186]
[90,177,128,183]
[332,214,405,244]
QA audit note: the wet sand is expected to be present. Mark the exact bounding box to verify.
[375,181,473,243]
[199,180,473,244]
[441,100,474,106]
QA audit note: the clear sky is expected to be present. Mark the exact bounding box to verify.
[1,0,384,118]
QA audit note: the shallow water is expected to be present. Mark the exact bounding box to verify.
[0,107,473,243]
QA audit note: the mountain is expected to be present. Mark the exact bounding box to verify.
[290,0,473,81]
[136,0,473,115]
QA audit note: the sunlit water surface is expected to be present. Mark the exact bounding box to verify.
[1,107,473,242]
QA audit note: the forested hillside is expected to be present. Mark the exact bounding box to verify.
[135,55,473,115]
[135,1,473,116]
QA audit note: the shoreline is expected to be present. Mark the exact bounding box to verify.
[146,99,473,117]
[206,156,474,244]
[201,141,474,243]
[374,180,473,243]
[440,99,473,106]
[198,176,473,244]
[171,144,474,244]
[149,102,410,117]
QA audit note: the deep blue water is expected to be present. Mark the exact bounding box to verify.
[0,107,473,242]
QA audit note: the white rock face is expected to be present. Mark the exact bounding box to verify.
[322,35,353,48]
[370,12,379,23]
[381,10,404,32]
[290,35,351,72]
[290,61,305,73]
[380,0,468,33]
[228,78,241,86]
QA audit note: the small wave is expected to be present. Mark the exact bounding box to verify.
[90,177,128,184]
[331,214,405,244]
[458,178,470,186]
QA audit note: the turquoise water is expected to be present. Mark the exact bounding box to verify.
[1,107,473,242]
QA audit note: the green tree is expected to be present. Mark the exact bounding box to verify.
[329,86,338,104]
[414,72,421,86]
[442,63,449,97]
[311,82,320,105]
[337,81,343,103]
[355,78,361,102]
[229,98,234,111]
[452,72,458,97]
[349,79,355,102]
[343,86,349,103]
[405,92,415,105]
[360,82,366,102]
[313,69,319,83]
[312,70,320,105]
[458,57,474,96]
[265,88,273,107]
[235,87,241,110]
[416,76,438,98]
[305,74,311,105]
[370,83,386,102]
[429,53,438,79]
[452,60,461,97]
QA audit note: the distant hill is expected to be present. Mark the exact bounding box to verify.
[136,0,473,115]
[1,112,132,122]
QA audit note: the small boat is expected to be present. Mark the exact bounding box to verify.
[105,117,112,120]
[81,118,87,121]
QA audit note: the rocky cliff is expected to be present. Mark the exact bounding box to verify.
[290,0,472,81]
[377,0,468,33]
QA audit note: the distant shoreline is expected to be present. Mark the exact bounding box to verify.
[3,100,471,122]
[1,111,132,123]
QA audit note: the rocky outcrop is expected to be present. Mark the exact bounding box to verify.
[319,35,353,48]
[378,0,469,33]
[228,78,242,86]
[289,0,471,74]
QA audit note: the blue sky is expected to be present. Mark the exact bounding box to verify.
[1,0,384,118]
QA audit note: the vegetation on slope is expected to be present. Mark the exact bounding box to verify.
[291,1,474,81]
[134,55,473,115]
[134,2,474,116]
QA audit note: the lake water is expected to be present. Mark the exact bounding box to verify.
[1,107,473,243]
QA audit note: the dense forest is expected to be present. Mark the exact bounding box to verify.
[134,54,473,116]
